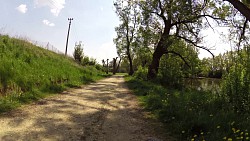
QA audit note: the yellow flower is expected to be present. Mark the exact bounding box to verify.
[246,137,249,140]
[191,138,195,141]
[246,132,249,136]
[193,134,197,138]
[232,128,236,133]
[217,126,221,129]
[223,137,227,140]
[227,138,233,141]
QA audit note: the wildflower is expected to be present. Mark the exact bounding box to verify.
[217,126,221,129]
[181,131,185,134]
[246,137,249,140]
[193,134,197,138]
[191,138,195,141]
[223,137,227,140]
[209,114,213,117]
[232,128,236,133]
[227,138,233,141]
[246,132,249,136]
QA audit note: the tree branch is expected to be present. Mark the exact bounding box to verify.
[238,18,248,48]
[171,14,225,26]
[175,35,214,58]
[225,0,250,22]
[165,51,191,68]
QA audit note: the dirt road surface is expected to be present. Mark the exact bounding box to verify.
[0,75,174,141]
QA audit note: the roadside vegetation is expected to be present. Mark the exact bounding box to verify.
[114,0,250,140]
[0,35,106,113]
[125,46,250,140]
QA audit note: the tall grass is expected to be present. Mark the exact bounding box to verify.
[125,76,250,140]
[0,35,106,113]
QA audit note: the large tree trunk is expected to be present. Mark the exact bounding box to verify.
[147,20,172,79]
[128,49,134,75]
[147,47,164,79]
[225,0,250,21]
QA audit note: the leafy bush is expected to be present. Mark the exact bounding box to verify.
[73,42,84,63]
[133,66,148,80]
[222,64,250,113]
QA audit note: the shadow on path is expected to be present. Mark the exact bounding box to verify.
[0,75,174,141]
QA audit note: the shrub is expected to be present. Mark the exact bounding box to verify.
[133,66,148,80]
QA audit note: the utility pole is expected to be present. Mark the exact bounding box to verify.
[65,18,73,56]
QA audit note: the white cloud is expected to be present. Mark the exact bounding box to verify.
[16,4,28,13]
[34,0,65,16]
[43,19,55,26]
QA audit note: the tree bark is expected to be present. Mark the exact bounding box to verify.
[113,57,118,75]
[147,47,164,79]
[127,48,134,75]
[225,0,250,21]
[147,20,172,79]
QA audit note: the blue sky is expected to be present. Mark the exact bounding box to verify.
[0,0,119,62]
[0,0,230,62]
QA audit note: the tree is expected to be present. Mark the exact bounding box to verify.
[225,0,250,21]
[73,42,84,63]
[114,0,140,75]
[136,0,218,79]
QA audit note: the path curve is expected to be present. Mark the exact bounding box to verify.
[0,75,173,141]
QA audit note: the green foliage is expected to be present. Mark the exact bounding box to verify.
[73,42,84,63]
[0,35,105,113]
[158,39,200,88]
[125,75,250,140]
[222,47,250,114]
[133,66,148,80]
[81,56,97,66]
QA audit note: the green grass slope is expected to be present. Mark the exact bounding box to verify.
[0,35,105,113]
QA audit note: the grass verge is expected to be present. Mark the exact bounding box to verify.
[0,35,109,113]
[125,76,250,140]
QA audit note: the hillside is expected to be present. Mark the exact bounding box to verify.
[0,35,104,112]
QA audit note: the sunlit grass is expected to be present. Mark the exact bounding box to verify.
[0,35,107,113]
[125,76,250,140]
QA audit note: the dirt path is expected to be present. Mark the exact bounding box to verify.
[0,75,174,141]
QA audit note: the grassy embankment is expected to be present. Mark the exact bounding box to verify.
[125,76,250,141]
[0,35,107,113]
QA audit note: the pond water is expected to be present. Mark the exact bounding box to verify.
[184,78,222,93]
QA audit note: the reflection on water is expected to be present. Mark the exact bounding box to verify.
[184,78,221,93]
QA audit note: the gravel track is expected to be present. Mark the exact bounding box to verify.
[0,75,174,141]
